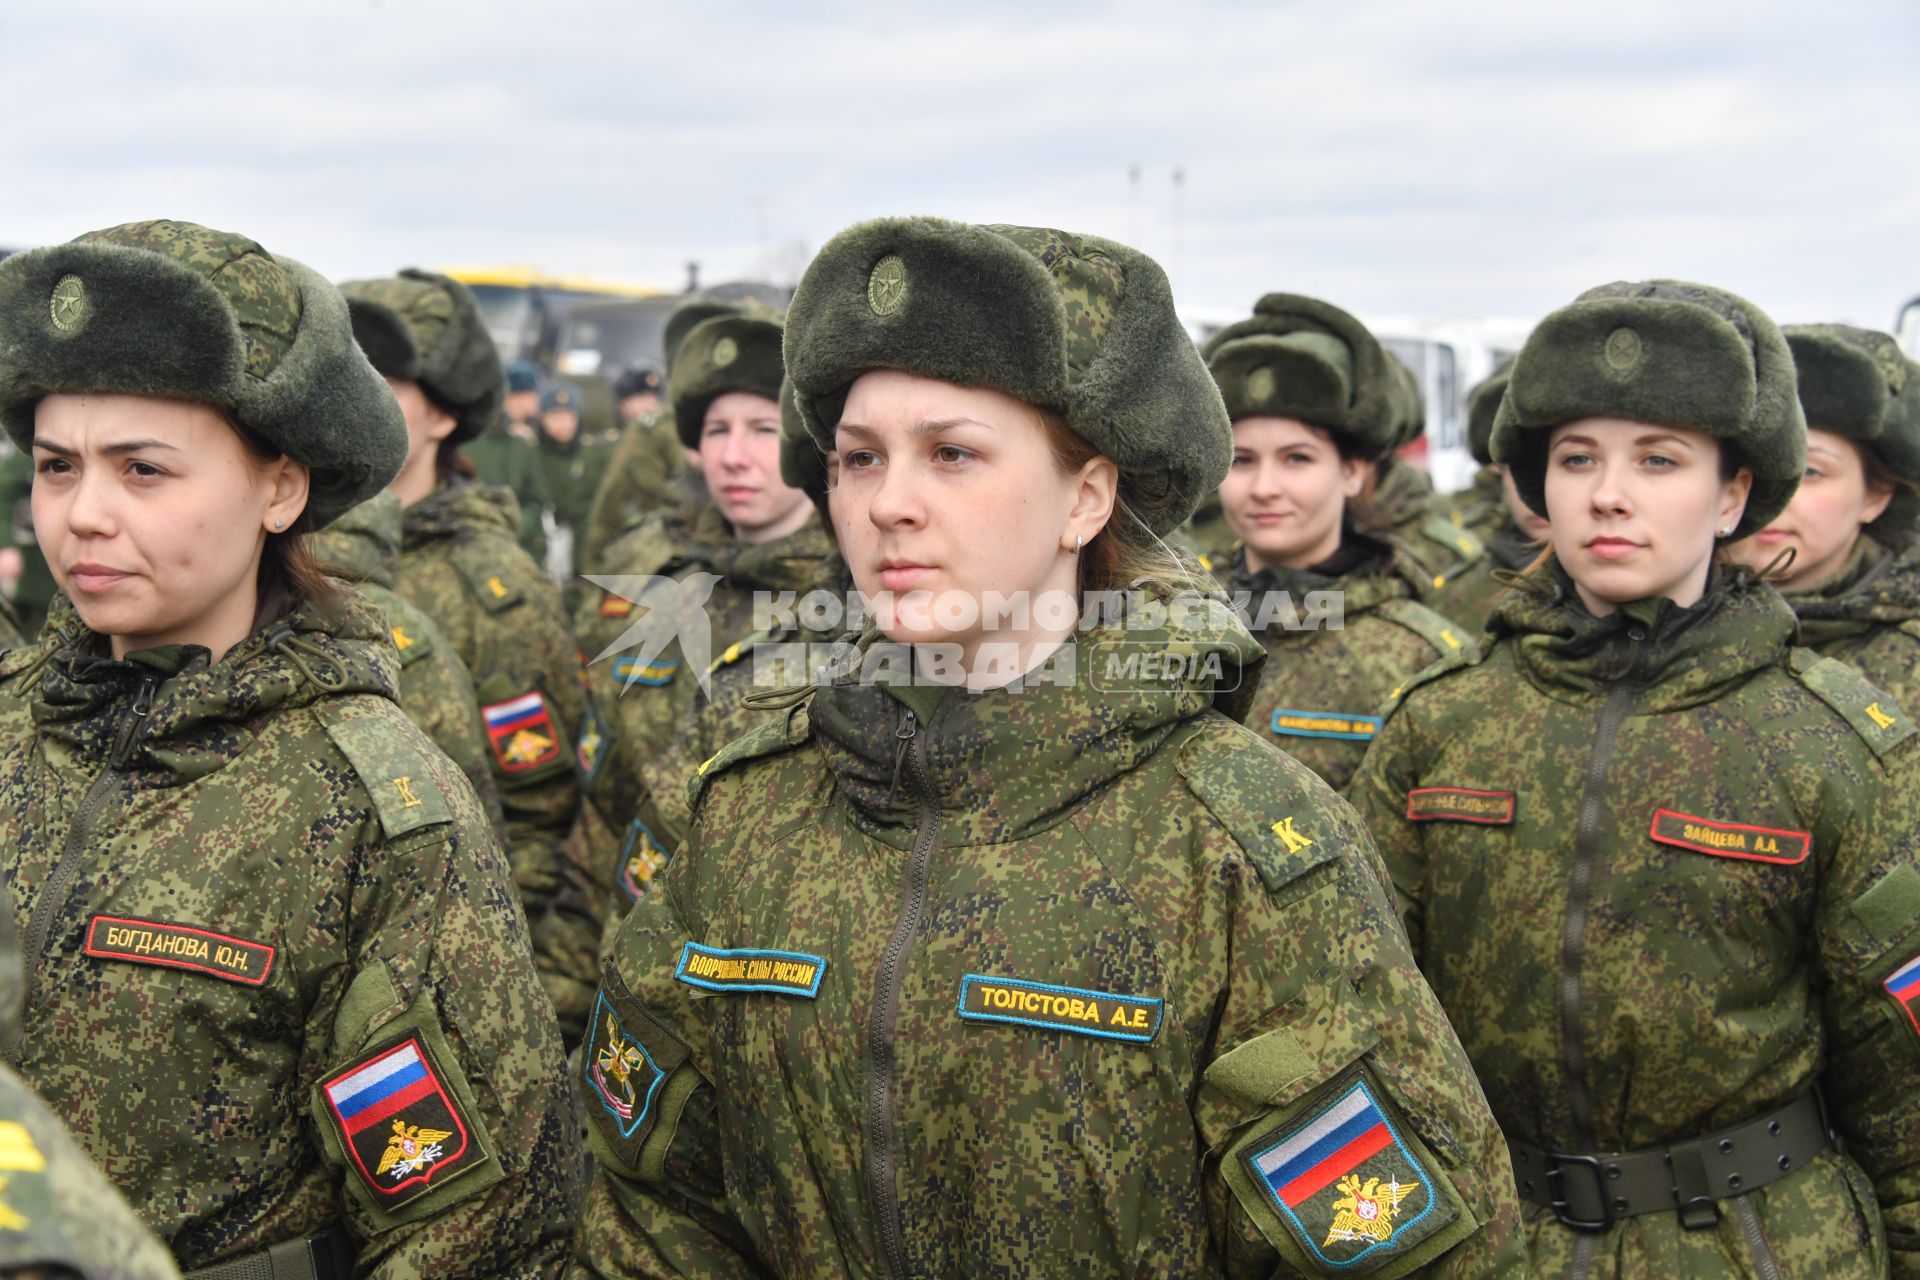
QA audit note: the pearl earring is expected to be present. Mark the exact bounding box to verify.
[273,519,285,531]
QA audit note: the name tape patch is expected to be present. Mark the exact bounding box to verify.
[1649,809,1811,865]
[1247,1077,1441,1270]
[1885,953,1920,1046]
[957,974,1162,1043]
[675,943,825,997]
[84,915,275,986]
[320,1036,480,1206]
[1405,787,1515,825]
[1270,710,1383,742]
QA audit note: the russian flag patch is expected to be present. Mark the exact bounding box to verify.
[1244,1076,1444,1269]
[482,691,562,774]
[320,1036,483,1206]
[1885,952,1920,1046]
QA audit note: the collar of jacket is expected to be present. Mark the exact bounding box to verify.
[311,491,404,589]
[1485,518,1542,572]
[1784,533,1920,644]
[401,477,520,546]
[707,517,838,595]
[806,588,1264,847]
[27,592,399,783]
[1487,557,1795,709]
[1225,526,1423,631]
[1368,456,1437,530]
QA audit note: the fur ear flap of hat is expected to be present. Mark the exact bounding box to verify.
[1785,323,1920,535]
[670,315,787,450]
[339,269,504,445]
[777,377,829,506]
[1491,279,1805,540]
[1202,293,1402,461]
[784,216,1229,536]
[0,220,407,528]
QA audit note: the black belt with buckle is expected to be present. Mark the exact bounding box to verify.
[1509,1091,1834,1233]
[183,1225,354,1280]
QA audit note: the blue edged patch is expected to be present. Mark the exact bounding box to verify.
[675,943,826,997]
[584,992,667,1141]
[1246,1076,1441,1270]
[618,818,671,903]
[1269,709,1383,741]
[956,974,1162,1043]
[614,655,679,687]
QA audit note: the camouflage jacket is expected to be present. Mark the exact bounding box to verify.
[313,493,507,846]
[1227,535,1474,793]
[569,599,1524,1279]
[572,511,838,937]
[0,597,580,1275]
[1360,460,1486,599]
[0,1066,182,1279]
[1437,467,1506,545]
[464,418,550,561]
[579,412,692,576]
[1346,564,1920,1278]
[1784,534,1920,715]
[397,479,597,1043]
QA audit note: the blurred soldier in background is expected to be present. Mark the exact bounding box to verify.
[536,381,622,586]
[466,359,549,558]
[613,366,664,427]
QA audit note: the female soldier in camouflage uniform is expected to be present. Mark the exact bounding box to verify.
[1729,324,1920,710]
[0,221,579,1277]
[569,217,1523,1278]
[338,269,597,1043]
[1348,282,1920,1277]
[1203,293,1475,792]
[573,315,835,926]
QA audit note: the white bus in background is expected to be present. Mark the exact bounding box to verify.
[1362,316,1536,495]
[1182,310,1534,497]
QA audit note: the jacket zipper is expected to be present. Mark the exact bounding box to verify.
[8,675,155,1065]
[1732,1193,1783,1280]
[1560,629,1643,1154]
[865,705,939,1279]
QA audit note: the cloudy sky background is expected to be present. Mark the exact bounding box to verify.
[2,0,1915,331]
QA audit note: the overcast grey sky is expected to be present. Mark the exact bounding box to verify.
[3,0,1914,329]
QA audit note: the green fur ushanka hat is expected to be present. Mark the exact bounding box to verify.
[662,299,743,382]
[1201,293,1402,462]
[0,219,406,529]
[1784,323,1920,535]
[1466,355,1515,467]
[338,269,503,446]
[670,314,786,449]
[777,378,829,505]
[783,217,1230,537]
[1491,280,1805,540]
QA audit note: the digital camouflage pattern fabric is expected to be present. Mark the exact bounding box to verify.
[0,593,581,1275]
[1226,531,1475,793]
[0,877,179,1279]
[1346,562,1920,1278]
[579,410,693,574]
[569,596,1524,1278]
[312,490,508,845]
[572,507,837,937]
[1360,459,1489,611]
[395,478,598,1044]
[1782,534,1920,715]
[465,416,550,561]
